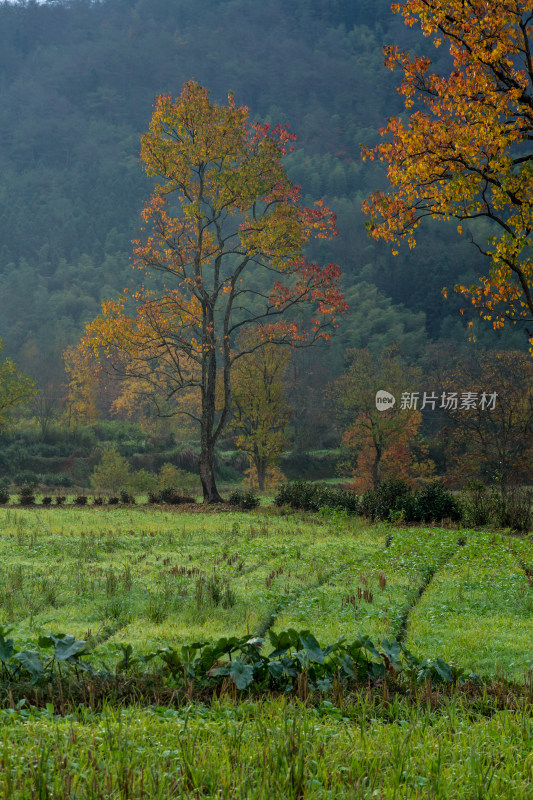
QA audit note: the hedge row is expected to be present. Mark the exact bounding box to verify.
[275,479,461,524]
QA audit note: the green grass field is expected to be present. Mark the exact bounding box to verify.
[0,505,532,798]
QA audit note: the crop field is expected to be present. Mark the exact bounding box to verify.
[0,505,532,798]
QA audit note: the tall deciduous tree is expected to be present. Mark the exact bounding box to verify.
[431,347,533,488]
[362,1,533,352]
[63,345,102,426]
[82,82,346,502]
[332,348,433,491]
[0,339,36,429]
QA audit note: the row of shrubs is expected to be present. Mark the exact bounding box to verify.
[148,488,196,504]
[274,478,533,531]
[0,486,138,506]
[275,482,360,514]
[275,480,461,524]
[0,485,260,511]
[0,486,197,507]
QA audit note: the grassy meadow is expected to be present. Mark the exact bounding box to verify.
[0,503,532,798]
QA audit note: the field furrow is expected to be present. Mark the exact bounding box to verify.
[406,531,533,679]
[275,526,459,644]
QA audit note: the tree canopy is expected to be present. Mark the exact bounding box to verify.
[82,82,346,501]
[363,0,533,352]
[0,339,36,429]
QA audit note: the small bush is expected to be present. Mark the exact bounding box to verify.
[74,495,88,506]
[494,485,532,532]
[0,487,9,505]
[461,480,493,527]
[412,481,461,523]
[360,479,414,522]
[228,489,259,510]
[274,481,359,514]
[359,479,461,524]
[41,496,53,506]
[120,489,135,504]
[319,486,360,514]
[108,496,120,505]
[275,480,319,510]
[19,484,35,506]
[158,487,182,505]
[55,495,66,506]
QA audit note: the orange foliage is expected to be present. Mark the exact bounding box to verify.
[81,82,346,501]
[362,1,533,352]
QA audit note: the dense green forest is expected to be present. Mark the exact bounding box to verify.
[0,0,526,384]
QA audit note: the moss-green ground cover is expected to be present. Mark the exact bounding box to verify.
[0,506,532,799]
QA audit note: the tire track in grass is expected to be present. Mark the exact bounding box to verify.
[273,526,460,645]
[406,531,533,680]
[254,563,350,638]
[396,537,462,645]
[255,526,389,640]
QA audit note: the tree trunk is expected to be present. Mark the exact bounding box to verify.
[256,456,266,492]
[199,440,223,503]
[372,445,382,489]
[199,308,224,503]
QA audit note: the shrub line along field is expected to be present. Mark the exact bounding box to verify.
[0,505,532,798]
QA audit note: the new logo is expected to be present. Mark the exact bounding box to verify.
[375,390,396,411]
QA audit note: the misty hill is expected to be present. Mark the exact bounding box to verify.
[0,0,524,381]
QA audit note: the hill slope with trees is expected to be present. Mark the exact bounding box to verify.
[0,0,523,383]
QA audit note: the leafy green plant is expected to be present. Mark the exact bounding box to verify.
[119,489,135,504]
[274,481,359,514]
[0,626,89,684]
[359,479,460,524]
[413,481,461,523]
[460,479,492,527]
[18,485,35,506]
[228,489,259,510]
[159,488,182,504]
[360,479,414,522]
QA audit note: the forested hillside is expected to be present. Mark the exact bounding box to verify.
[0,0,524,384]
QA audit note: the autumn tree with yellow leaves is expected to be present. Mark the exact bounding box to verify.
[363,1,533,351]
[0,339,36,430]
[230,331,290,492]
[82,82,346,502]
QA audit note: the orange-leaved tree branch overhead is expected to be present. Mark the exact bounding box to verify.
[362,0,533,353]
[82,81,347,503]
